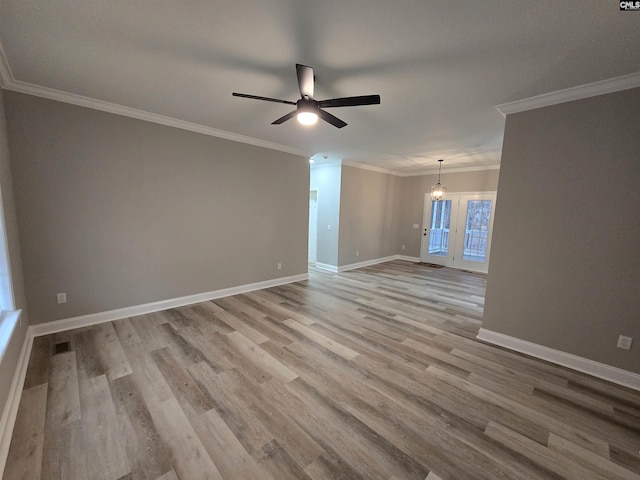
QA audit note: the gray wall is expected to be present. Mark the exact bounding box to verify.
[396,170,500,257]
[338,166,399,266]
[0,90,28,425]
[309,164,341,267]
[5,91,309,325]
[483,87,640,373]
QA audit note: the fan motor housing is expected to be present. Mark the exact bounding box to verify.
[297,98,319,114]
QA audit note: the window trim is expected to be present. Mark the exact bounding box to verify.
[0,310,21,364]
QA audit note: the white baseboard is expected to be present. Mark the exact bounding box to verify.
[477,328,640,392]
[316,255,419,274]
[0,327,34,475]
[31,273,308,337]
[396,255,420,263]
[338,255,398,272]
[315,263,338,273]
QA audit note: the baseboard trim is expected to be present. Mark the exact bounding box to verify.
[317,255,419,274]
[315,263,338,273]
[31,273,308,337]
[396,255,420,263]
[338,255,398,272]
[477,328,640,391]
[0,327,34,475]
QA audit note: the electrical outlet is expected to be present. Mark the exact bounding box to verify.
[617,335,632,350]
[57,292,67,304]
[277,262,282,270]
[402,244,405,250]
[356,250,359,257]
[327,224,331,231]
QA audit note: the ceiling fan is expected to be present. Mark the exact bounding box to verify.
[232,64,381,128]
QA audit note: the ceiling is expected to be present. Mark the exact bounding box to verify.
[1,1,639,175]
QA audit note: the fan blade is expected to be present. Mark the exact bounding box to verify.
[232,92,296,105]
[318,95,381,108]
[296,64,314,98]
[271,110,298,125]
[318,109,347,128]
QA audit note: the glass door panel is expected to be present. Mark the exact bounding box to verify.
[428,200,451,257]
[420,198,459,266]
[462,199,492,263]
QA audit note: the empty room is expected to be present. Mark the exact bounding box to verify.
[0,2,639,479]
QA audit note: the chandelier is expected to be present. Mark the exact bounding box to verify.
[431,159,447,201]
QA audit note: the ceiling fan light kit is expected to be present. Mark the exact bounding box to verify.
[297,111,318,126]
[295,99,319,125]
[233,64,380,128]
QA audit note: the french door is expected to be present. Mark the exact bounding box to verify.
[420,192,496,273]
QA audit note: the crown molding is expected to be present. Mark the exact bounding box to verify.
[313,159,500,177]
[397,163,501,177]
[496,71,640,116]
[342,159,500,177]
[1,76,311,159]
[310,160,342,169]
[342,160,399,176]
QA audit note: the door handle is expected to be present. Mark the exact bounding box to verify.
[423,228,427,236]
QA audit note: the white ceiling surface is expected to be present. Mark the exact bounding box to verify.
[1,1,639,175]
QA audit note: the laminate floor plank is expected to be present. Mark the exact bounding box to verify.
[3,384,47,480]
[149,397,223,480]
[5,260,640,480]
[178,303,235,335]
[92,322,133,381]
[241,291,316,324]
[38,351,84,479]
[208,300,270,344]
[129,314,169,352]
[188,363,275,454]
[150,347,215,416]
[72,329,107,381]
[79,374,131,480]
[118,340,174,407]
[283,318,359,360]
[22,335,52,389]
[253,439,314,480]
[41,419,87,480]
[45,350,81,428]
[193,407,274,480]
[112,317,142,346]
[108,374,173,479]
[224,331,299,383]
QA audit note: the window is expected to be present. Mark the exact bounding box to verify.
[0,188,20,364]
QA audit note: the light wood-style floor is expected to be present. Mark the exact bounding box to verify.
[4,261,640,479]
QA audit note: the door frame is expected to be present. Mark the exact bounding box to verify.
[308,189,319,264]
[420,191,497,273]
